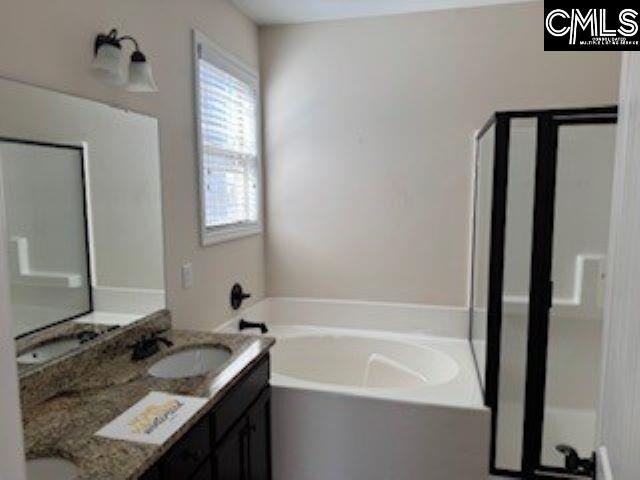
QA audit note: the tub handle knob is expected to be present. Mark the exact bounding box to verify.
[230,283,252,310]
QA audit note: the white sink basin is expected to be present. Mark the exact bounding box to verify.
[148,347,231,379]
[26,458,79,480]
[17,338,82,365]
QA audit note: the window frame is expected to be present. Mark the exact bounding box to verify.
[193,30,263,246]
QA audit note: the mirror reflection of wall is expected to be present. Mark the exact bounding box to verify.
[0,140,91,337]
[0,78,166,339]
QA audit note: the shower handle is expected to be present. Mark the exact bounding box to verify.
[555,445,595,475]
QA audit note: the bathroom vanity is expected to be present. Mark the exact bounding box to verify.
[1,72,276,480]
[19,311,274,480]
[140,355,271,480]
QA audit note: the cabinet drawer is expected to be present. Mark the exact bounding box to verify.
[212,355,269,443]
[163,418,211,479]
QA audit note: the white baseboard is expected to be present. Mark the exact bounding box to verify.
[92,286,165,315]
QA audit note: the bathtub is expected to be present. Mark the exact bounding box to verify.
[220,298,490,480]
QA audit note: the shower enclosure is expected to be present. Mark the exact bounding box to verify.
[470,107,617,479]
[0,138,92,337]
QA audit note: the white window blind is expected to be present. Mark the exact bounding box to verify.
[195,33,261,244]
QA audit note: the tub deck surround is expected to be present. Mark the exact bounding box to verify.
[224,297,484,407]
[19,318,274,480]
[231,297,470,338]
[223,298,490,479]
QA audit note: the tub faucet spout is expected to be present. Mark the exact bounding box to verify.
[239,319,268,334]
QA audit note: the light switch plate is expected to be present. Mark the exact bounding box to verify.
[181,262,193,289]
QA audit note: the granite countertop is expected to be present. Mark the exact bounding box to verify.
[21,328,274,480]
[16,321,120,375]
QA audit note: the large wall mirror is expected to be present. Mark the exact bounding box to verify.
[0,78,165,349]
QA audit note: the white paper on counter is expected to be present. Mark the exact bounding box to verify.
[95,391,208,445]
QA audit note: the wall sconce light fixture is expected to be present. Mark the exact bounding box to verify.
[91,29,158,92]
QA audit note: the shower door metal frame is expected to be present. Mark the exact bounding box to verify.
[472,111,511,477]
[522,109,618,479]
[472,106,618,480]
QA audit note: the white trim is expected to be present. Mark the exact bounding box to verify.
[597,446,614,480]
[202,223,262,245]
[232,0,536,25]
[92,285,165,315]
[80,141,98,287]
[72,310,143,327]
[223,297,470,339]
[467,128,480,310]
[192,30,264,247]
[263,295,467,311]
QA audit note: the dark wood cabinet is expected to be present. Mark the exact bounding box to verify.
[139,354,271,480]
[164,417,211,478]
[213,416,247,480]
[246,388,271,480]
[191,460,213,480]
[212,387,272,480]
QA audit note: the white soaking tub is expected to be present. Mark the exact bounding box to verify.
[220,298,490,480]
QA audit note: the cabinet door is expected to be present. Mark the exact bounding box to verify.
[191,459,213,480]
[163,418,210,479]
[213,418,248,480]
[247,388,272,480]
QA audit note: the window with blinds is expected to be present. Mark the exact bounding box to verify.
[195,32,262,245]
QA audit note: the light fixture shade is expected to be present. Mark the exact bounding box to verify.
[91,43,126,86]
[127,55,158,92]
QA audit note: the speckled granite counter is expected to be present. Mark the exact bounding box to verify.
[16,321,119,375]
[20,322,274,480]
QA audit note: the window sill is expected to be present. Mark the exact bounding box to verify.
[201,225,262,246]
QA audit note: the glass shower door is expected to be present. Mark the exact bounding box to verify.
[495,117,537,472]
[538,120,617,474]
[473,107,617,479]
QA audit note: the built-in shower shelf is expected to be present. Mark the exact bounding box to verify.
[503,254,606,319]
[10,236,82,288]
[13,270,83,288]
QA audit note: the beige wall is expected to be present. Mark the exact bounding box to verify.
[0,0,264,330]
[260,1,621,306]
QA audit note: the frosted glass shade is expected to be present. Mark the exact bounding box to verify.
[127,60,158,92]
[91,43,125,86]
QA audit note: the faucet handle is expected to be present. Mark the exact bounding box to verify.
[556,445,580,472]
[230,283,252,310]
[150,328,169,338]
